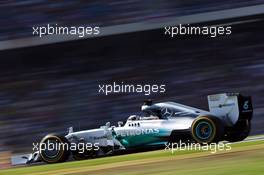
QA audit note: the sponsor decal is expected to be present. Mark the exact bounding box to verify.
[218,103,235,108]
[116,128,159,137]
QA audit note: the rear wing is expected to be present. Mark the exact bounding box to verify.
[207,93,253,126]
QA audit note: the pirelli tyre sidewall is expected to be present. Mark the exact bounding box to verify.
[39,134,70,163]
[191,116,224,144]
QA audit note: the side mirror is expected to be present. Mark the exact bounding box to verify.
[118,121,124,127]
[105,122,111,128]
[68,127,73,134]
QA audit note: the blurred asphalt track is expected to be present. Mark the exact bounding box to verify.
[0,6,263,160]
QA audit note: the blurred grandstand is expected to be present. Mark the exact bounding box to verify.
[0,0,264,169]
[0,0,264,41]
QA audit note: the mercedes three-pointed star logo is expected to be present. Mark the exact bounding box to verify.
[161,107,173,117]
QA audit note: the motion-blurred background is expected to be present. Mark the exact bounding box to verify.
[0,0,264,169]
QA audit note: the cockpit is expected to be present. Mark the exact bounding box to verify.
[127,108,161,121]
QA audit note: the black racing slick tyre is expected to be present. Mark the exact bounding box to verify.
[225,120,251,142]
[191,116,224,144]
[39,134,70,163]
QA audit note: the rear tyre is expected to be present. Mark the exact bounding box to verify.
[39,134,70,163]
[191,116,224,144]
[225,120,251,142]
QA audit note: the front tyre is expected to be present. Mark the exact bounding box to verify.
[39,134,70,163]
[191,116,224,144]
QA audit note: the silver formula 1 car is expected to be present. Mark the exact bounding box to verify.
[12,93,253,165]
